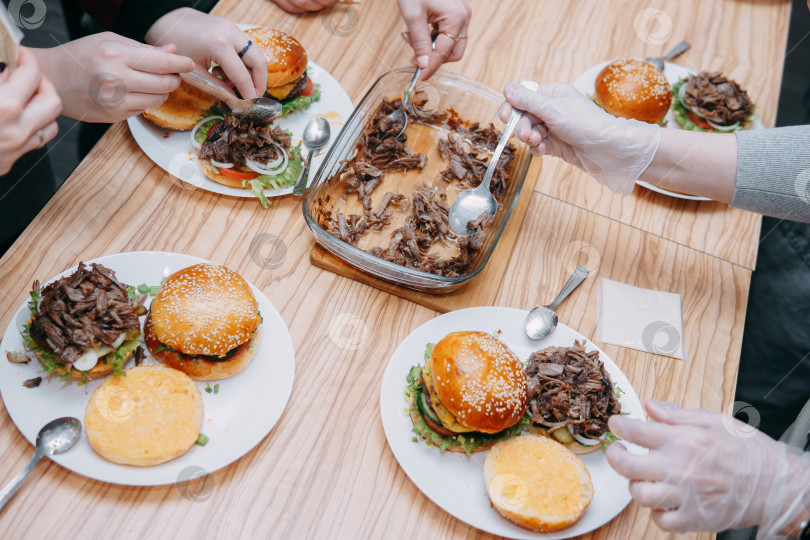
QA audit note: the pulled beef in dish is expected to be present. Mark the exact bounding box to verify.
[437,134,514,198]
[28,263,144,368]
[682,72,754,125]
[525,341,621,437]
[200,116,292,168]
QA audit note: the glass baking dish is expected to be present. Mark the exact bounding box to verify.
[302,68,534,293]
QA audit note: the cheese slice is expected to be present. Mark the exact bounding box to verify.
[267,80,298,100]
[423,356,474,433]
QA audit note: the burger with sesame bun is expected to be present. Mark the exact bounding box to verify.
[593,59,672,124]
[405,331,529,455]
[244,27,320,116]
[143,263,261,381]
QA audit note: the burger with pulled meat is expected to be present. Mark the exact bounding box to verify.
[22,263,145,381]
[672,72,756,132]
[405,331,528,455]
[525,341,622,454]
[144,263,261,381]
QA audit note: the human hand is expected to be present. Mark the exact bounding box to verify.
[146,8,267,100]
[271,0,340,13]
[607,399,810,536]
[0,48,62,176]
[397,0,471,80]
[34,33,193,123]
[498,82,659,195]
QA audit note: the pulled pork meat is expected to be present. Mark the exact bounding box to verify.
[437,134,514,198]
[525,341,621,438]
[199,116,292,168]
[28,263,144,368]
[681,72,754,125]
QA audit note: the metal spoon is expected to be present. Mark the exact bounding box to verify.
[448,81,538,235]
[644,41,691,71]
[0,417,82,512]
[293,117,332,195]
[180,72,282,125]
[387,37,436,139]
[525,266,590,340]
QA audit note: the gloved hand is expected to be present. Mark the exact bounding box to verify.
[146,8,267,100]
[498,82,660,195]
[0,48,62,175]
[397,0,471,80]
[33,32,194,123]
[607,399,810,538]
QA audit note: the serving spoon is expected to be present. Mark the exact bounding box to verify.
[387,37,437,139]
[180,72,282,125]
[293,116,331,195]
[524,266,589,340]
[0,417,82,513]
[644,41,691,71]
[448,80,538,235]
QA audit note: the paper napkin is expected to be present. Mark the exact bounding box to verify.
[596,277,686,360]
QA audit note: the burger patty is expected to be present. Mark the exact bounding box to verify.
[276,71,307,102]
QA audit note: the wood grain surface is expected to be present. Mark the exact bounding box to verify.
[0,0,790,539]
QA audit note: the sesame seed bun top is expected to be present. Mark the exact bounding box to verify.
[245,27,307,89]
[430,331,528,433]
[593,59,672,124]
[150,263,260,357]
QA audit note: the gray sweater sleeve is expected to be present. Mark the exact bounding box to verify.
[731,126,810,223]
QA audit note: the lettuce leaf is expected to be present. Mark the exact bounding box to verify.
[281,83,321,116]
[247,143,304,208]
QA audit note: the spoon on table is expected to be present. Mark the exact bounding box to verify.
[448,80,538,235]
[0,417,82,513]
[644,41,691,71]
[293,117,332,196]
[525,266,590,340]
[180,72,282,125]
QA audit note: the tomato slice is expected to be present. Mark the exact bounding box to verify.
[301,77,314,97]
[684,109,714,130]
[206,121,222,139]
[216,167,259,180]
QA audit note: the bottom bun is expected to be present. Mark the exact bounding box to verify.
[85,365,203,466]
[144,312,259,381]
[198,158,252,189]
[407,395,497,454]
[484,434,594,532]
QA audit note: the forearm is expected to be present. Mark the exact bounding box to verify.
[640,128,737,203]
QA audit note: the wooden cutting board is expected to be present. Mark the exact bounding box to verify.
[310,159,541,312]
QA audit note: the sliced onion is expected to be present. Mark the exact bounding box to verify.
[246,145,288,176]
[706,118,740,131]
[210,158,234,169]
[190,115,224,149]
[572,430,602,447]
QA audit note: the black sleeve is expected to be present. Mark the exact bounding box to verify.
[73,0,194,42]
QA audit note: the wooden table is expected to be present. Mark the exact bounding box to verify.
[0,0,791,538]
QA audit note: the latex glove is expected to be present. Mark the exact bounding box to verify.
[33,33,193,123]
[607,399,810,538]
[146,8,267,100]
[0,48,62,175]
[271,0,340,13]
[397,0,471,80]
[498,82,659,195]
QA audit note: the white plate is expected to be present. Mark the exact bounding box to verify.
[379,306,646,539]
[127,61,354,199]
[574,60,764,201]
[0,251,295,486]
